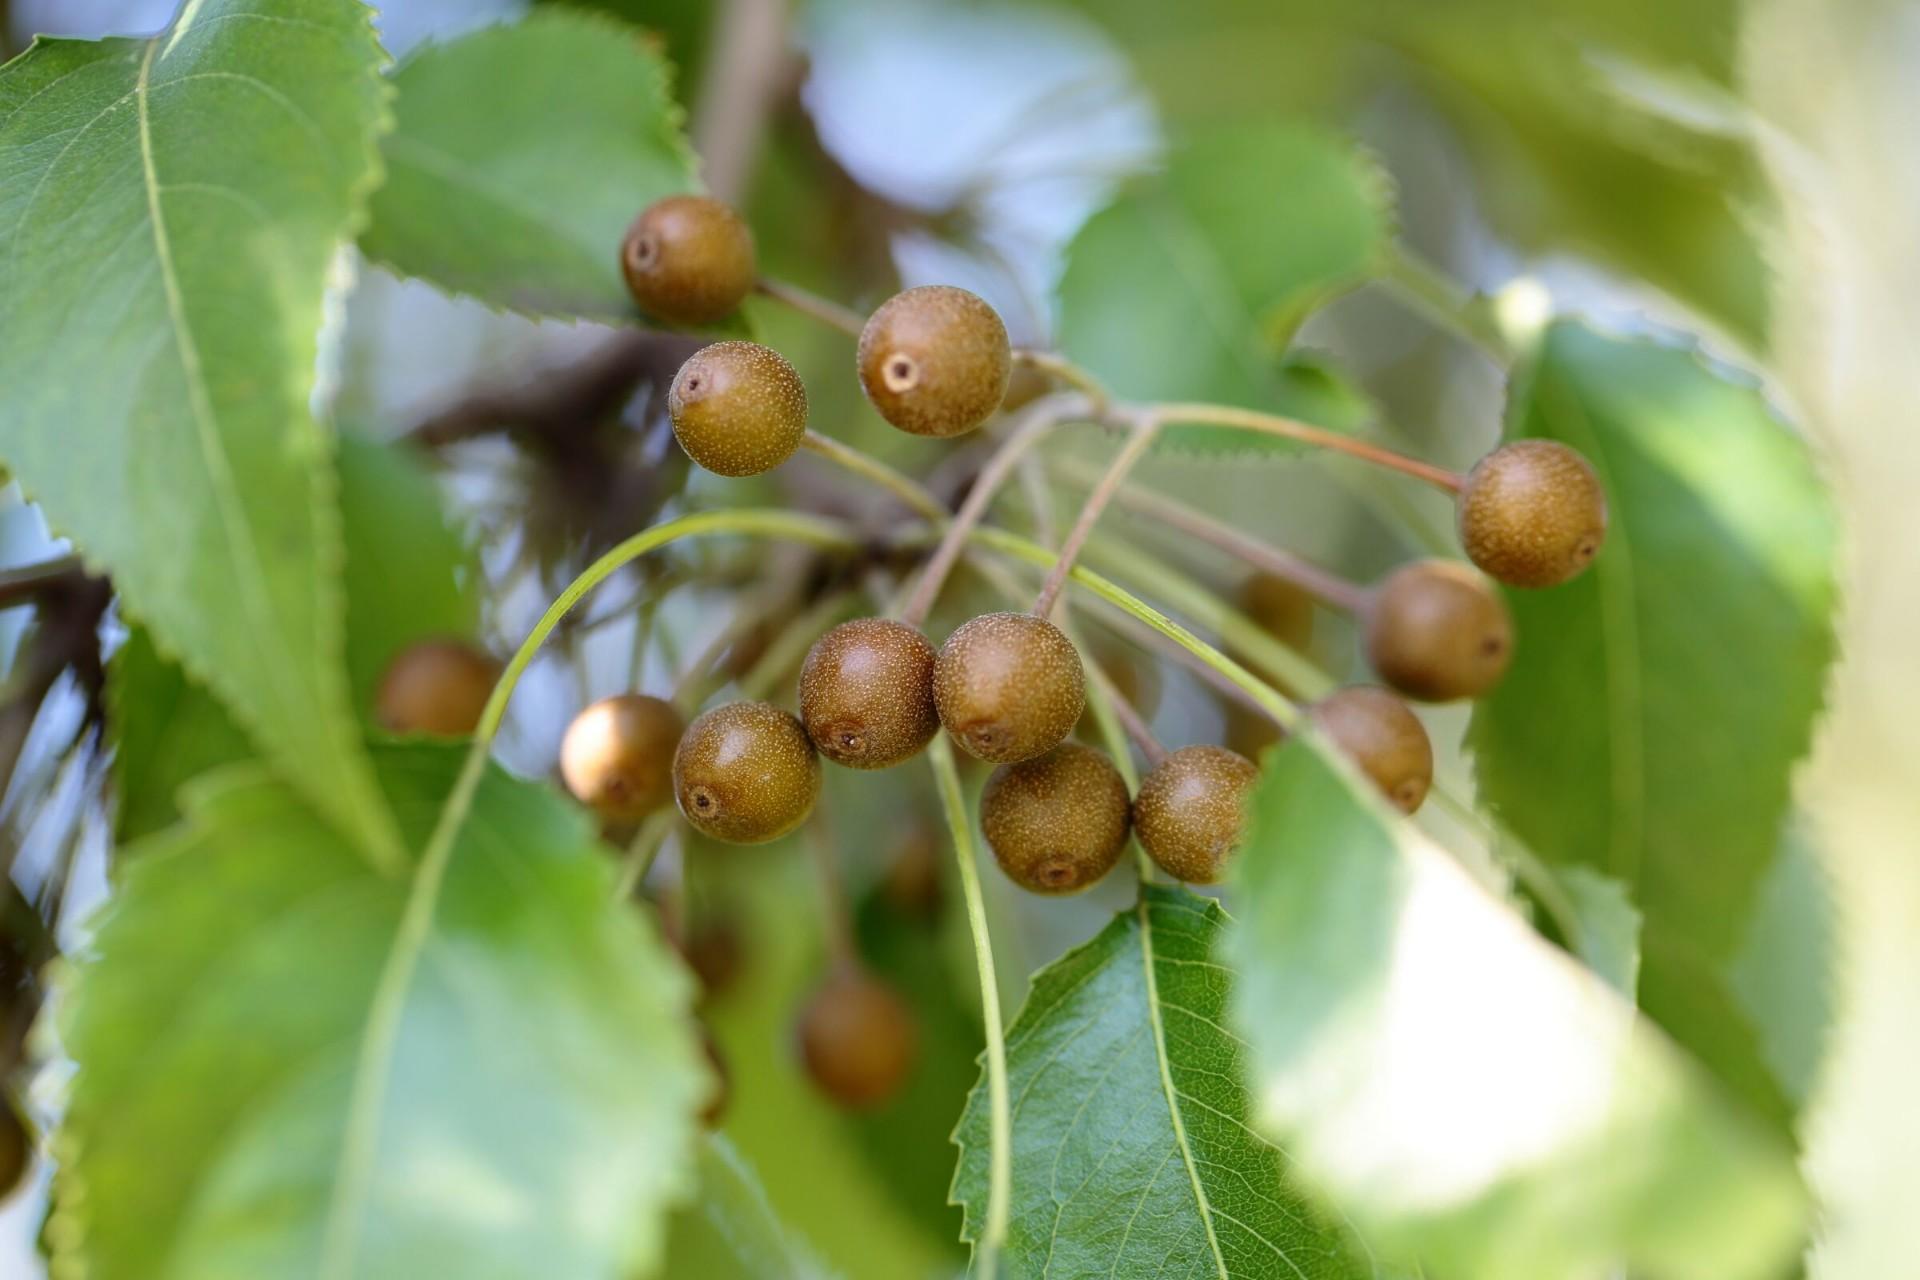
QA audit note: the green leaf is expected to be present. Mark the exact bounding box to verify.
[1226,736,1806,1280]
[1559,866,1641,998]
[1055,121,1391,457]
[361,9,700,320]
[55,743,705,1279]
[1469,320,1839,1133]
[663,1136,840,1280]
[0,1,400,865]
[110,432,480,841]
[953,884,1372,1279]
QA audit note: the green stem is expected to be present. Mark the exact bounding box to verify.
[799,430,949,525]
[613,810,678,901]
[928,734,1009,1279]
[1030,413,1159,617]
[755,277,865,337]
[1011,348,1111,409]
[1378,242,1514,364]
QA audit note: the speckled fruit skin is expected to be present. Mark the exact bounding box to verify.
[857,285,1011,438]
[560,694,685,821]
[798,618,939,769]
[1365,559,1514,702]
[933,612,1085,764]
[374,638,500,738]
[979,744,1131,894]
[796,967,919,1109]
[1457,440,1608,588]
[620,194,756,326]
[672,701,821,844]
[1309,685,1434,814]
[1133,745,1259,885]
[668,341,809,477]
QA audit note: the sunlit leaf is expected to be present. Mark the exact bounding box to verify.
[362,9,700,320]
[0,0,400,864]
[1470,320,1839,1133]
[953,884,1373,1279]
[1226,736,1805,1280]
[55,744,706,1279]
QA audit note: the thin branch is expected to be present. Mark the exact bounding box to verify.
[1055,457,1372,614]
[1083,655,1165,767]
[691,0,795,202]
[895,392,1088,627]
[1150,401,1465,493]
[799,430,948,523]
[614,811,677,901]
[1030,412,1158,617]
[1011,348,1110,409]
[0,556,84,611]
[756,277,865,338]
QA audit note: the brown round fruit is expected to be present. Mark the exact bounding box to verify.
[1308,685,1434,814]
[796,966,918,1110]
[620,194,756,326]
[1240,572,1316,652]
[1365,560,1514,702]
[933,612,1085,764]
[672,701,821,844]
[374,638,500,737]
[1457,440,1608,588]
[979,744,1130,894]
[668,341,808,477]
[560,694,685,821]
[1133,745,1259,885]
[881,826,943,918]
[798,617,939,769]
[857,285,1011,437]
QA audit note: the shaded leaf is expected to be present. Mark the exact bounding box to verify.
[1470,320,1838,1133]
[663,1136,840,1280]
[0,0,400,864]
[1055,121,1391,456]
[1560,866,1641,998]
[953,884,1371,1279]
[111,432,480,841]
[1226,736,1805,1280]
[362,9,700,320]
[55,743,705,1279]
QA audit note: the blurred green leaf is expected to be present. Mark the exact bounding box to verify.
[56,744,705,1279]
[1227,735,1806,1280]
[1727,821,1833,1112]
[953,884,1371,1278]
[0,0,400,865]
[1055,122,1390,457]
[662,1136,840,1280]
[1470,320,1838,1134]
[362,9,699,320]
[1560,866,1641,998]
[110,432,480,841]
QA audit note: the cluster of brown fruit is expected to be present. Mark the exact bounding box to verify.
[369,192,1608,1115]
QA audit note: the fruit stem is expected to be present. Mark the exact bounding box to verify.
[1148,401,1465,493]
[927,734,1010,1278]
[736,587,859,701]
[1055,457,1374,614]
[671,582,799,713]
[1011,348,1111,410]
[806,818,860,971]
[895,393,1090,628]
[1030,410,1161,618]
[613,810,678,901]
[1377,242,1515,364]
[754,277,865,338]
[0,555,84,610]
[799,430,949,524]
[1085,653,1166,767]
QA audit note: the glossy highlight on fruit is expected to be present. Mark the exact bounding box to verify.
[1365,559,1514,702]
[620,194,756,325]
[857,285,1011,437]
[1133,745,1259,885]
[979,744,1130,894]
[796,966,918,1109]
[1308,685,1434,814]
[798,617,939,769]
[668,341,809,477]
[933,612,1085,764]
[672,701,821,844]
[560,693,684,821]
[1458,439,1608,588]
[374,638,500,738]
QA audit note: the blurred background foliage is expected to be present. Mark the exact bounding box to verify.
[0,0,1912,1276]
